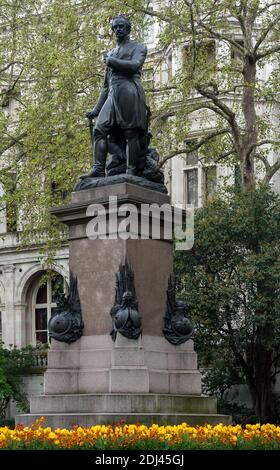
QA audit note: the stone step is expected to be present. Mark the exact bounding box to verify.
[16,412,231,428]
[44,368,202,395]
[48,348,198,370]
[30,393,217,414]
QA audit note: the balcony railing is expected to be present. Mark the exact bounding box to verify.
[19,349,48,374]
[0,228,68,250]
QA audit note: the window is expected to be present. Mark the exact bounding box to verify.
[142,68,154,90]
[33,274,65,345]
[185,140,199,166]
[184,139,199,206]
[167,52,173,83]
[203,166,217,201]
[143,15,155,45]
[160,51,173,85]
[3,172,17,233]
[184,168,198,206]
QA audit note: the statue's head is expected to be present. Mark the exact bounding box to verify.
[112,15,131,39]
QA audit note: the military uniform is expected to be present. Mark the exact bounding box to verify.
[93,39,148,138]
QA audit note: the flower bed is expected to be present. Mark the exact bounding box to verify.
[1,419,280,450]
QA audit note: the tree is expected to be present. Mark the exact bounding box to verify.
[175,184,280,422]
[112,0,280,190]
[0,0,38,228]
[0,345,33,419]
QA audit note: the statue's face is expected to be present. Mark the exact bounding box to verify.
[112,18,130,40]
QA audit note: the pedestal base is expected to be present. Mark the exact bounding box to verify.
[17,393,231,427]
[16,335,231,427]
[43,335,202,395]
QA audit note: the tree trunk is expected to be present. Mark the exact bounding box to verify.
[240,55,258,191]
[240,150,255,191]
[246,345,278,423]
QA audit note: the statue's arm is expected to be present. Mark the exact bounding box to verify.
[107,44,147,75]
[89,68,109,116]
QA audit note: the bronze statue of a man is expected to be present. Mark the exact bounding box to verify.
[84,15,149,178]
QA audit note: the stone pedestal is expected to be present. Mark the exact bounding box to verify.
[54,183,173,338]
[44,335,201,395]
[17,183,230,427]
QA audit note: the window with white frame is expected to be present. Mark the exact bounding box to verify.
[184,168,198,206]
[184,140,199,207]
[142,68,154,90]
[185,140,199,166]
[167,52,173,83]
[143,14,155,45]
[32,273,66,345]
[160,51,173,85]
[3,172,17,233]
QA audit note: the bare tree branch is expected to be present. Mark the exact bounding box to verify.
[256,44,280,60]
[194,86,242,149]
[248,138,280,156]
[195,85,236,120]
[258,2,280,16]
[151,109,176,122]
[254,153,271,174]
[145,85,176,93]
[188,101,231,121]
[122,1,172,23]
[159,149,186,167]
[0,132,27,156]
[0,61,23,75]
[159,127,231,168]
[253,16,280,54]
[263,159,280,183]
[214,149,236,162]
[195,19,246,53]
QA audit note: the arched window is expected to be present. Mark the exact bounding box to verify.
[32,273,66,345]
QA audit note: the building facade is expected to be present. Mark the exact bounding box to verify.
[0,232,68,348]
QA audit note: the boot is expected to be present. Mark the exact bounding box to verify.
[126,136,140,177]
[80,165,105,179]
[80,137,107,179]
